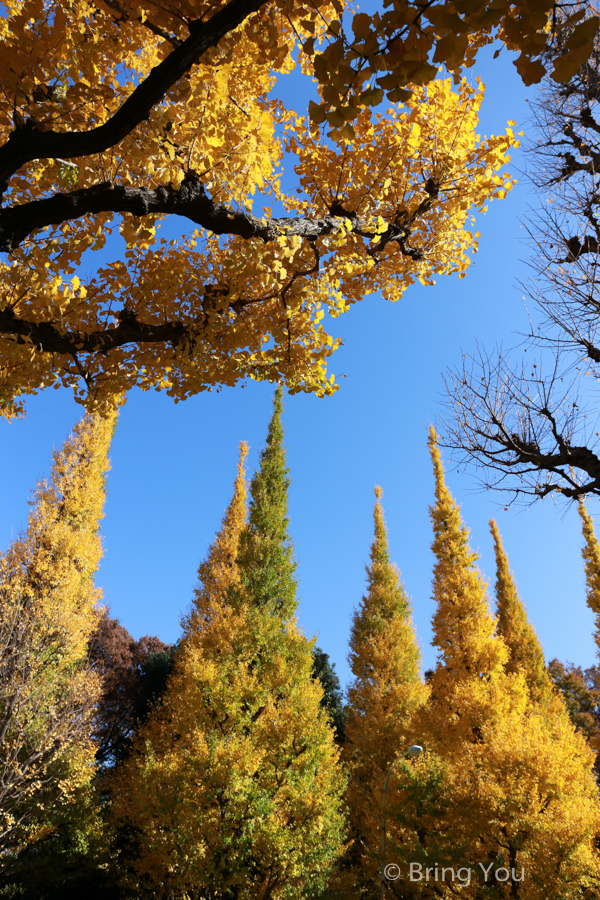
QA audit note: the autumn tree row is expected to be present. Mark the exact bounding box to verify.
[0,395,600,898]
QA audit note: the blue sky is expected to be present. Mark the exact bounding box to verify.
[0,45,596,689]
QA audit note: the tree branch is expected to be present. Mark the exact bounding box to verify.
[100,0,184,47]
[0,173,361,252]
[0,0,271,195]
[0,306,191,355]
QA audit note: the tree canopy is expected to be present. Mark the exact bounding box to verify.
[0,412,113,855]
[0,0,549,416]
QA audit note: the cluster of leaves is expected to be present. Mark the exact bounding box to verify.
[92,614,343,767]
[309,0,600,138]
[548,660,600,773]
[0,1,521,417]
[88,611,175,766]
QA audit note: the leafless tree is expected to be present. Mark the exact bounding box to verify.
[442,6,600,502]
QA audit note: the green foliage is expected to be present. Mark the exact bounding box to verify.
[312,647,346,742]
[131,645,178,727]
[236,388,298,619]
[0,783,119,900]
[107,404,346,900]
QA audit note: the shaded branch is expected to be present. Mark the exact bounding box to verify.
[0,305,191,355]
[100,0,184,47]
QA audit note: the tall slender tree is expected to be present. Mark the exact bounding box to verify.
[341,487,427,900]
[236,386,297,618]
[0,413,114,854]
[578,501,600,660]
[111,411,346,900]
[182,440,250,637]
[399,431,600,899]
[427,433,508,710]
[489,519,554,704]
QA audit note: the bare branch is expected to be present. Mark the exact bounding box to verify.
[442,347,600,500]
[443,13,600,503]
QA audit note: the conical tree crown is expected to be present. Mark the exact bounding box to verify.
[237,387,297,619]
[405,433,600,895]
[490,518,553,703]
[110,426,346,900]
[5,411,114,661]
[0,413,114,849]
[578,501,600,659]
[348,486,422,691]
[428,428,507,691]
[341,487,427,900]
[182,442,248,637]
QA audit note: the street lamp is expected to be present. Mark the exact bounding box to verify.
[381,744,423,900]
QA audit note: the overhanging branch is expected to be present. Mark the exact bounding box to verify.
[0,0,270,194]
[0,171,427,253]
[0,174,358,251]
[0,306,191,355]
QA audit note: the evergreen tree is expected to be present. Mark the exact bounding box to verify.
[489,518,554,703]
[0,413,114,856]
[399,431,600,899]
[111,420,346,900]
[340,487,427,900]
[578,501,600,659]
[312,647,345,742]
[236,387,297,618]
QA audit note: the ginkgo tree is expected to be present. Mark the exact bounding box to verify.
[0,0,531,417]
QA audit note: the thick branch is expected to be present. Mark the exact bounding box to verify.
[0,0,270,194]
[0,172,427,253]
[0,306,190,355]
[0,174,356,251]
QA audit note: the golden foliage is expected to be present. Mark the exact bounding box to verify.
[0,3,518,415]
[310,0,599,133]
[110,445,346,899]
[578,500,600,659]
[341,487,428,898]
[428,427,508,703]
[393,432,600,899]
[490,518,554,704]
[0,412,113,850]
